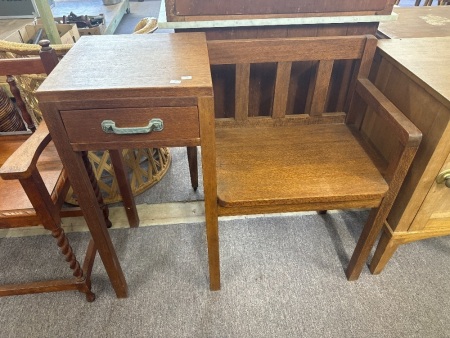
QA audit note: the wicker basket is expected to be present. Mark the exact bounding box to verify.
[0,87,26,132]
[65,148,171,205]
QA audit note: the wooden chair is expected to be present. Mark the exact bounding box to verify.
[205,35,422,289]
[0,39,141,227]
[0,41,111,301]
[412,0,448,5]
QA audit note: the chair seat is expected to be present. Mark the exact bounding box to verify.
[216,123,389,210]
[0,137,63,213]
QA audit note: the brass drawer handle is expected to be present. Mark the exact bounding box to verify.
[436,169,450,188]
[101,119,163,135]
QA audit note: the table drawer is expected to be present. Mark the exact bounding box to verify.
[60,107,200,149]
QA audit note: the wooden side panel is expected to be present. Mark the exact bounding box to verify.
[410,148,450,231]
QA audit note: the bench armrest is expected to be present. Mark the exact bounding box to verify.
[355,78,422,148]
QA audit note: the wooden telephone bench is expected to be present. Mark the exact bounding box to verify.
[34,32,421,294]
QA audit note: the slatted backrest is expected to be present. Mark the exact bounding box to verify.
[207,35,377,126]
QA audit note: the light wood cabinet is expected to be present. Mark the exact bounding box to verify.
[367,37,450,273]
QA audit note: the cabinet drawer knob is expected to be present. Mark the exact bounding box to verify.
[436,169,450,188]
[101,119,164,135]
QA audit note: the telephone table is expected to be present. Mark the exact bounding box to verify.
[36,33,220,297]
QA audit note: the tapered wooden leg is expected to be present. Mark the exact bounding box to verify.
[41,102,127,298]
[198,97,220,291]
[186,146,198,191]
[346,207,385,281]
[80,151,127,296]
[109,149,140,227]
[82,151,112,229]
[369,230,400,275]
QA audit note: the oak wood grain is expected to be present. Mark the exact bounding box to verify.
[207,36,366,65]
[61,107,199,147]
[36,34,213,102]
[216,124,388,208]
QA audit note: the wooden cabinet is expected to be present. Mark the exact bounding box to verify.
[166,0,392,18]
[367,37,450,273]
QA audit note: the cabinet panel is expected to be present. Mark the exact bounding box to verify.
[410,151,450,231]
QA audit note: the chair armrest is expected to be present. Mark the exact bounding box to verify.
[0,122,52,180]
[0,40,72,57]
[355,78,422,148]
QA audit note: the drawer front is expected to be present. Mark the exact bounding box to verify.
[61,107,199,148]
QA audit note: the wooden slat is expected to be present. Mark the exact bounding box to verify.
[207,36,367,65]
[0,58,46,76]
[216,113,346,128]
[309,60,334,116]
[335,60,354,111]
[356,35,378,78]
[235,63,250,121]
[272,62,292,119]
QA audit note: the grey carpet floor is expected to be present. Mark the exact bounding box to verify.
[132,147,204,206]
[1,210,450,337]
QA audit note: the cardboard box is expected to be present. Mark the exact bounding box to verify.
[5,23,80,44]
[47,15,106,36]
[77,24,106,36]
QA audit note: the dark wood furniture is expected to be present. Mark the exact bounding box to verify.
[35,33,218,294]
[165,0,394,23]
[367,37,450,274]
[0,41,103,301]
[378,6,450,39]
[208,35,421,284]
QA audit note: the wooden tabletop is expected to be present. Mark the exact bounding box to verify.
[377,37,450,107]
[378,6,450,38]
[37,33,213,102]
